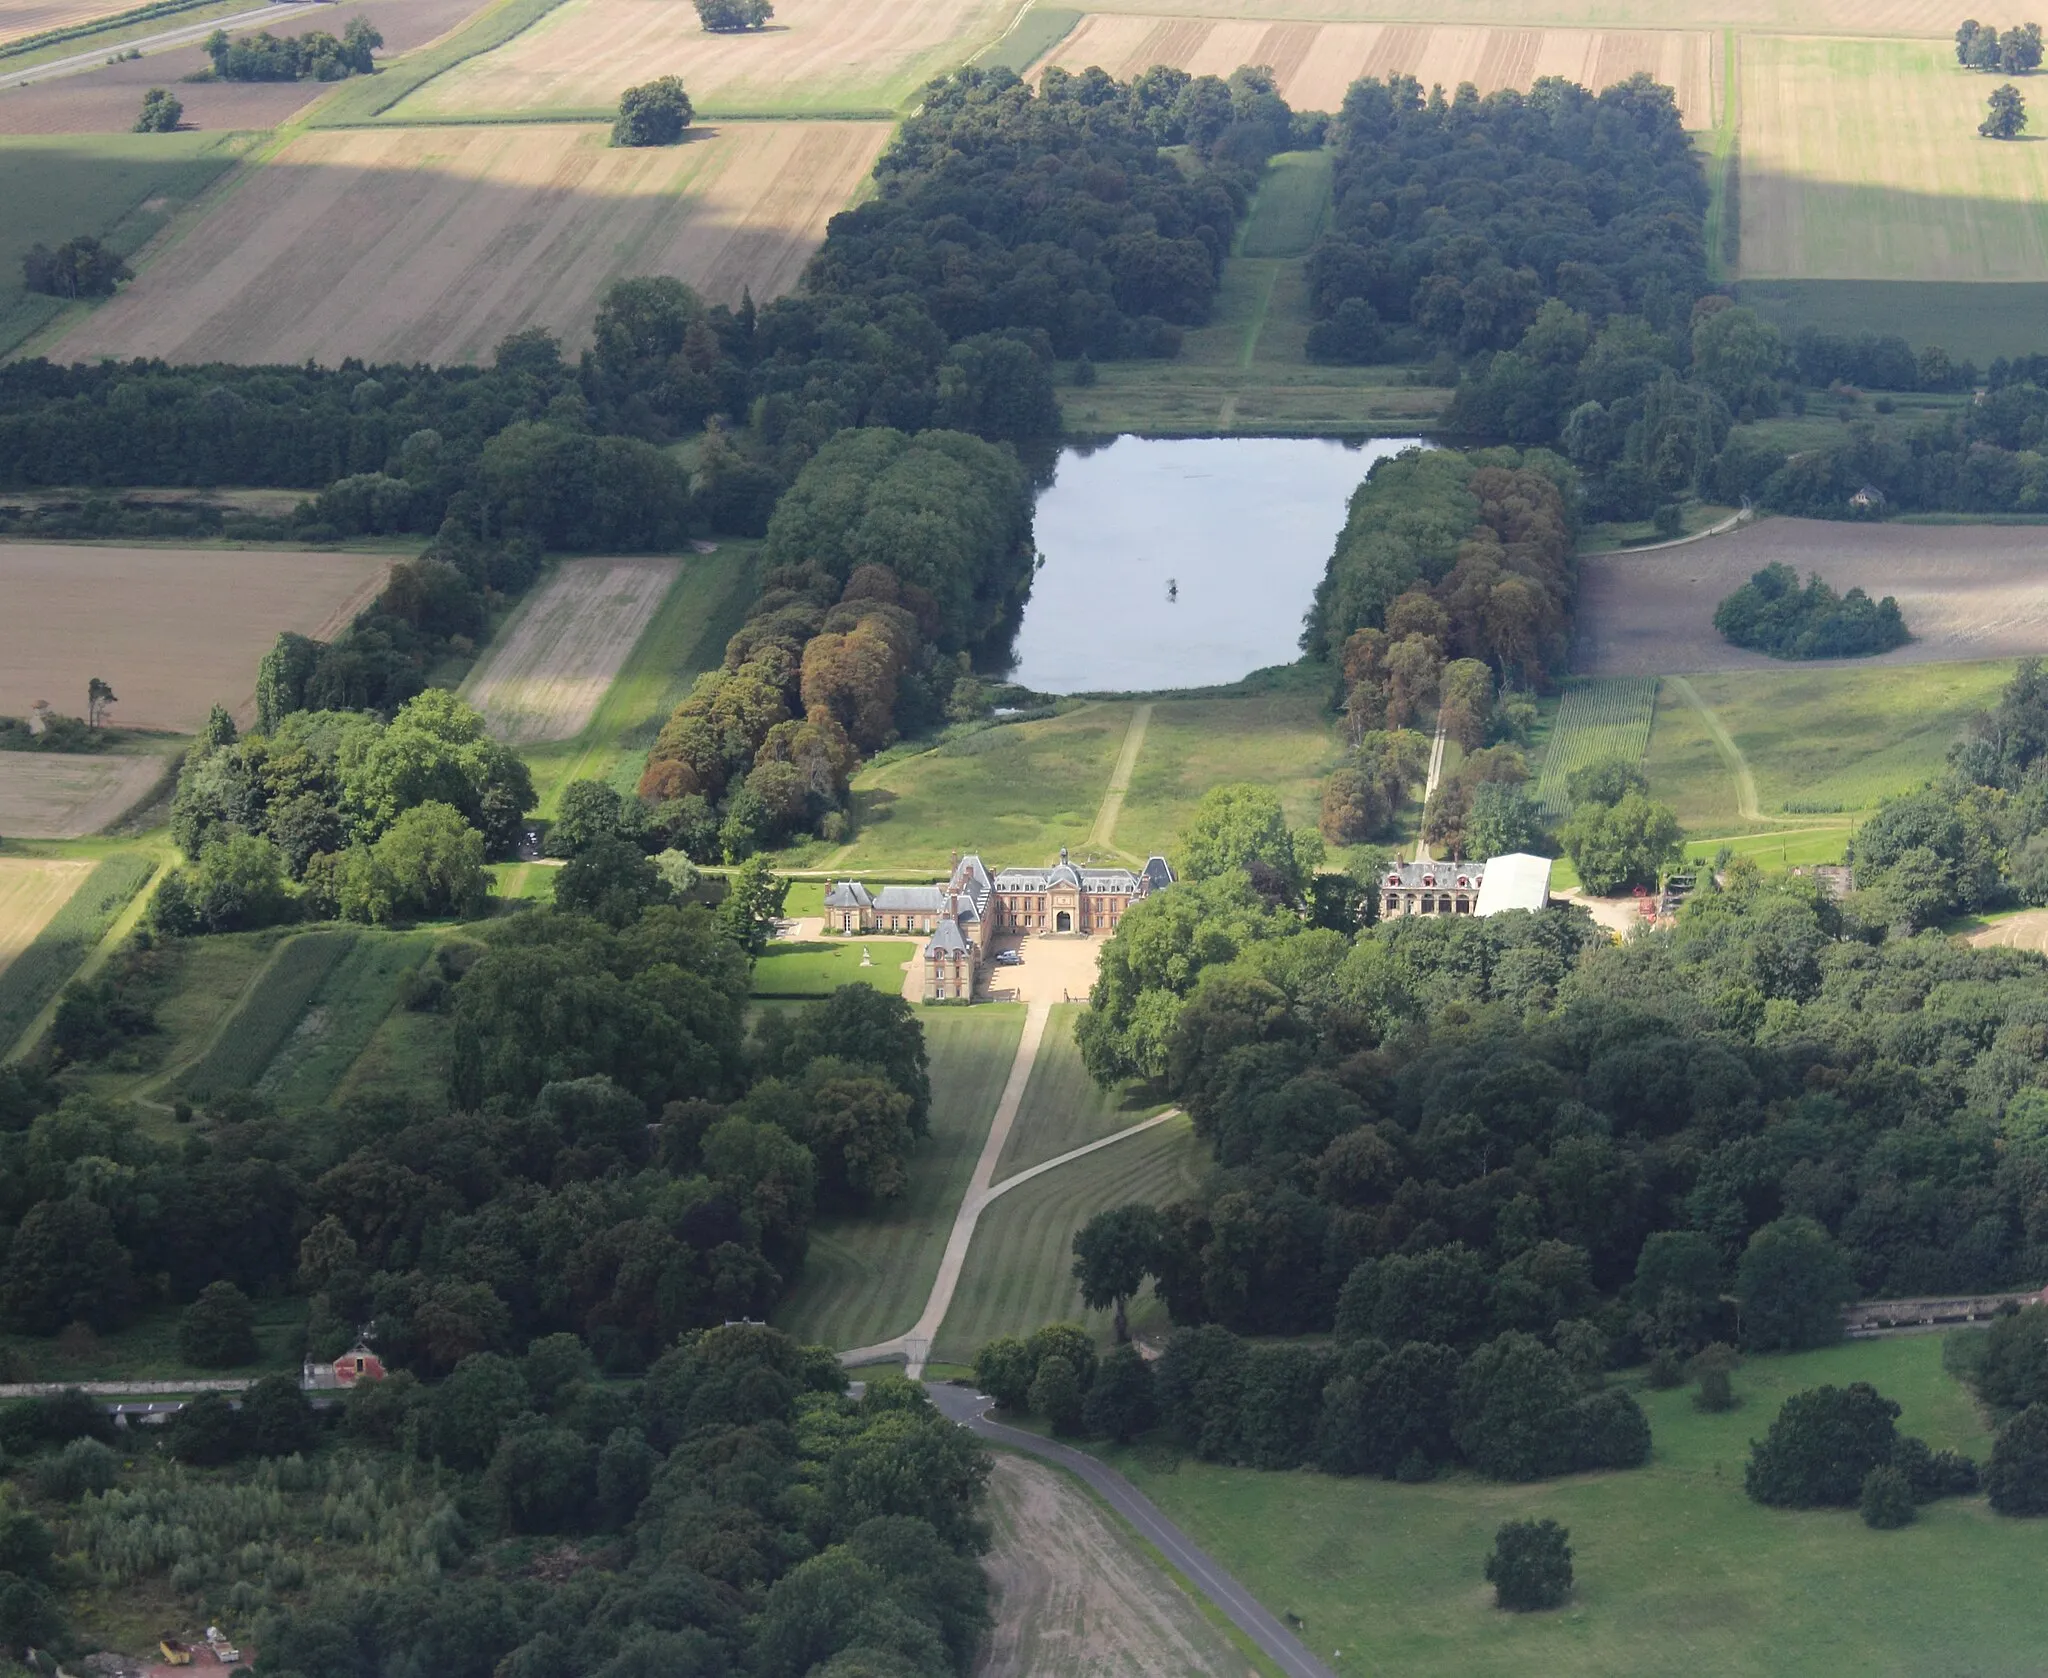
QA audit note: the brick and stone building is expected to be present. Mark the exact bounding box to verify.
[1378,852,1553,920]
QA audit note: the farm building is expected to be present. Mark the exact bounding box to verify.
[1379,853,1553,919]
[301,1343,388,1391]
[827,849,1174,1001]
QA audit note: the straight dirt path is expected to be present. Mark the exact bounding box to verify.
[1416,719,1448,859]
[1086,702,1151,853]
[926,1384,1338,1678]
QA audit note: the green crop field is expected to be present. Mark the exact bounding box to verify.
[824,706,1132,873]
[773,1005,1026,1350]
[334,1004,453,1106]
[1531,678,1659,822]
[306,0,576,125]
[751,939,919,998]
[1099,1335,2021,1677]
[0,133,246,358]
[974,3,1080,71]
[178,930,357,1103]
[257,930,436,1110]
[933,1114,1206,1362]
[0,851,156,1058]
[994,1003,1166,1176]
[527,545,760,814]
[1114,689,1345,860]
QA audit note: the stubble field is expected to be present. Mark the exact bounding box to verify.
[462,557,682,745]
[1575,520,2048,675]
[47,119,890,365]
[0,755,167,838]
[1065,0,1961,34]
[0,544,390,731]
[0,0,160,47]
[0,858,92,978]
[1740,35,2048,281]
[389,0,1014,118]
[1036,18,1715,126]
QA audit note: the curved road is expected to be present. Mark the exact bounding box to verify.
[926,1382,1338,1678]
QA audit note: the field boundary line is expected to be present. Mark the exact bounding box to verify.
[980,1107,1185,1207]
[1087,702,1151,853]
[1666,673,1763,821]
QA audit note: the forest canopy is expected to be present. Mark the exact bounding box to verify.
[1713,562,1912,659]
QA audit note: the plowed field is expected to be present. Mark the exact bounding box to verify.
[0,859,91,976]
[48,120,890,365]
[1036,16,1715,122]
[390,0,1012,118]
[0,543,390,730]
[463,557,681,745]
[0,755,166,838]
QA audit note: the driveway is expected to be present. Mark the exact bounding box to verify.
[981,932,1103,1004]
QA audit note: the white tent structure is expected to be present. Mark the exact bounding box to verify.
[1473,852,1553,917]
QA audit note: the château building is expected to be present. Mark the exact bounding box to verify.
[1378,852,1553,919]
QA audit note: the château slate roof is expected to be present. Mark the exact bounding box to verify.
[824,881,872,909]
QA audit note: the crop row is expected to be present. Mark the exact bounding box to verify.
[1532,677,1660,821]
[178,930,357,1102]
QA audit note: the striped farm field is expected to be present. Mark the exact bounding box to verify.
[49,121,891,367]
[1532,676,1658,820]
[0,755,166,841]
[463,558,683,747]
[391,0,1015,119]
[0,858,92,983]
[1066,0,1962,35]
[258,929,435,1110]
[1740,35,2048,282]
[774,1006,1026,1351]
[933,1113,1206,1362]
[178,930,357,1103]
[1034,18,1716,126]
[0,851,156,1056]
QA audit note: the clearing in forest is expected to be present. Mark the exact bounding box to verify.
[0,859,91,979]
[0,543,390,731]
[1034,18,1716,126]
[1741,35,2048,282]
[391,0,1014,118]
[978,1455,1248,1678]
[47,120,891,367]
[1575,520,2048,675]
[463,557,683,746]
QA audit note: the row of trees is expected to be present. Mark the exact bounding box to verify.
[1957,19,2044,71]
[202,17,380,80]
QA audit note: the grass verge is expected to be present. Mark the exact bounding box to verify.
[0,851,156,1057]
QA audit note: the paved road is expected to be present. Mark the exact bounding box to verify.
[926,1382,1339,1678]
[6,2,322,85]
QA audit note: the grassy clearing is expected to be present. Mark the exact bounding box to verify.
[258,929,435,1110]
[932,1114,1206,1361]
[525,544,759,813]
[0,852,156,1058]
[1681,660,2011,815]
[1739,277,2048,364]
[0,132,247,358]
[1643,678,1744,831]
[773,1005,1025,1349]
[1114,689,1345,860]
[995,1003,1166,1176]
[1102,1335,2016,1678]
[1683,826,1855,868]
[751,939,919,998]
[0,1296,307,1384]
[975,3,1080,71]
[1576,501,1739,554]
[828,706,1131,873]
[1237,149,1331,259]
[177,930,356,1102]
[333,1002,451,1106]
[1530,678,1659,823]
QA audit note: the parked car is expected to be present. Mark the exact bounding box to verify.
[994,949,1023,966]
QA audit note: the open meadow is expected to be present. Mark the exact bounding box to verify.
[0,543,390,731]
[0,857,91,979]
[1035,18,1715,127]
[773,1005,1025,1350]
[46,119,890,365]
[1099,1335,2029,1678]
[391,0,1014,118]
[1575,520,2048,676]
[0,754,166,839]
[462,556,682,747]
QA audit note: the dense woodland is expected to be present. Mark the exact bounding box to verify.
[1713,561,1910,659]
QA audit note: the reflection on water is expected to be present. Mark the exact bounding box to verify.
[1006,434,1423,695]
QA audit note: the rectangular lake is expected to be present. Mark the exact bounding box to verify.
[1005,434,1422,694]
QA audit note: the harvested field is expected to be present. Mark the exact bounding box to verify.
[1575,519,2048,675]
[0,0,157,48]
[392,0,1012,119]
[1036,16,1715,121]
[48,120,890,365]
[0,858,91,980]
[976,1454,1246,1678]
[0,543,390,731]
[1740,35,2048,281]
[1969,910,2048,953]
[0,0,494,133]
[1074,0,1963,36]
[463,556,681,745]
[0,754,166,837]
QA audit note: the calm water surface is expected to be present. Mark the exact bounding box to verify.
[1007,435,1424,694]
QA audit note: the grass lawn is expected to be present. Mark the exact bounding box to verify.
[1114,689,1345,860]
[828,705,1132,873]
[932,1113,1206,1362]
[994,1003,1164,1177]
[751,939,919,998]
[258,928,435,1109]
[521,544,760,814]
[1683,826,1854,868]
[773,1005,1025,1349]
[0,1296,307,1384]
[1098,1336,2012,1677]
[0,132,248,358]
